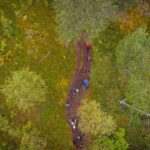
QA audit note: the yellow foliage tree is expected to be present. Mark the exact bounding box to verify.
[117,3,149,33]
[77,99,116,136]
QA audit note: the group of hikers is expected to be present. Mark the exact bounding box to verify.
[66,42,92,147]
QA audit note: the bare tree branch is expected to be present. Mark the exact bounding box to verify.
[39,51,52,63]
[119,99,150,117]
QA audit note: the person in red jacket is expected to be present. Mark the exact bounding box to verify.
[84,44,91,54]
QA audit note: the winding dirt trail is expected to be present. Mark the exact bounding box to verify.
[66,40,92,149]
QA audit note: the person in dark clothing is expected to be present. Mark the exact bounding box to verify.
[77,135,81,140]
[71,87,79,96]
[71,87,76,96]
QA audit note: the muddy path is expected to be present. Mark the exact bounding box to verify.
[66,40,92,149]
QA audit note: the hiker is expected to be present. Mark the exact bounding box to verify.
[87,54,92,61]
[82,66,87,73]
[82,66,90,74]
[71,87,79,96]
[82,79,89,89]
[73,134,82,146]
[71,87,76,96]
[76,135,81,141]
[69,119,77,129]
[65,101,70,108]
[84,44,91,54]
[76,88,79,93]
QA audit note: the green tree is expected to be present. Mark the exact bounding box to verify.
[0,114,9,132]
[113,128,128,150]
[144,132,150,149]
[90,128,128,150]
[18,122,47,150]
[0,114,47,149]
[116,28,150,113]
[1,68,47,111]
[116,28,150,78]
[77,99,116,136]
[126,125,149,150]
[126,74,150,113]
[0,13,15,38]
[116,0,144,11]
[54,0,117,41]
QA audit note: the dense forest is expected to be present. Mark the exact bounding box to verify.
[0,0,149,150]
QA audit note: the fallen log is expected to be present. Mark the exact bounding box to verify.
[119,99,150,117]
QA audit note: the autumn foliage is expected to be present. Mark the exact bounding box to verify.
[117,3,149,33]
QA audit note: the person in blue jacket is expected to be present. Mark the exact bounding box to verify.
[82,79,89,89]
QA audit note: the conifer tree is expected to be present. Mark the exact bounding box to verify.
[54,0,117,41]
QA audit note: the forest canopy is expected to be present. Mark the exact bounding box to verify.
[0,0,149,149]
